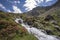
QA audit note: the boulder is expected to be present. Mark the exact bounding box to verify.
[44,15,54,21]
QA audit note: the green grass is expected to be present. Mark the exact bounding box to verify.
[0,11,38,40]
[12,34,38,40]
[18,8,60,37]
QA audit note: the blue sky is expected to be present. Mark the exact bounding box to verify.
[0,0,58,13]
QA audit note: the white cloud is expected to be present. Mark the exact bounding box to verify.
[0,3,6,10]
[0,0,57,13]
[7,0,20,4]
[0,3,22,13]
[12,5,22,13]
[7,10,11,12]
[24,0,42,11]
[45,0,53,2]
[24,0,56,11]
[0,3,11,12]
[13,1,20,4]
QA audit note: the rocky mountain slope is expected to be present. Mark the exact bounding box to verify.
[0,11,37,40]
[0,0,60,40]
[24,0,60,16]
[18,0,60,37]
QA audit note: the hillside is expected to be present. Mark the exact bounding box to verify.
[18,0,60,37]
[0,0,60,40]
[0,11,38,40]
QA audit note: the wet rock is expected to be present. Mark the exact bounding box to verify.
[56,36,60,39]
[52,20,58,25]
[27,22,33,25]
[54,25,60,31]
[18,20,22,23]
[45,30,54,35]
[44,15,54,21]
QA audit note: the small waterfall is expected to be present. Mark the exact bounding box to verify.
[15,18,60,40]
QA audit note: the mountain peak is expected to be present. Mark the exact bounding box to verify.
[0,0,58,13]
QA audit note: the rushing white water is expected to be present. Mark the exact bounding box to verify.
[15,18,60,40]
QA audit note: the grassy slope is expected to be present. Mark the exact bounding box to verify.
[19,7,60,37]
[0,11,38,40]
